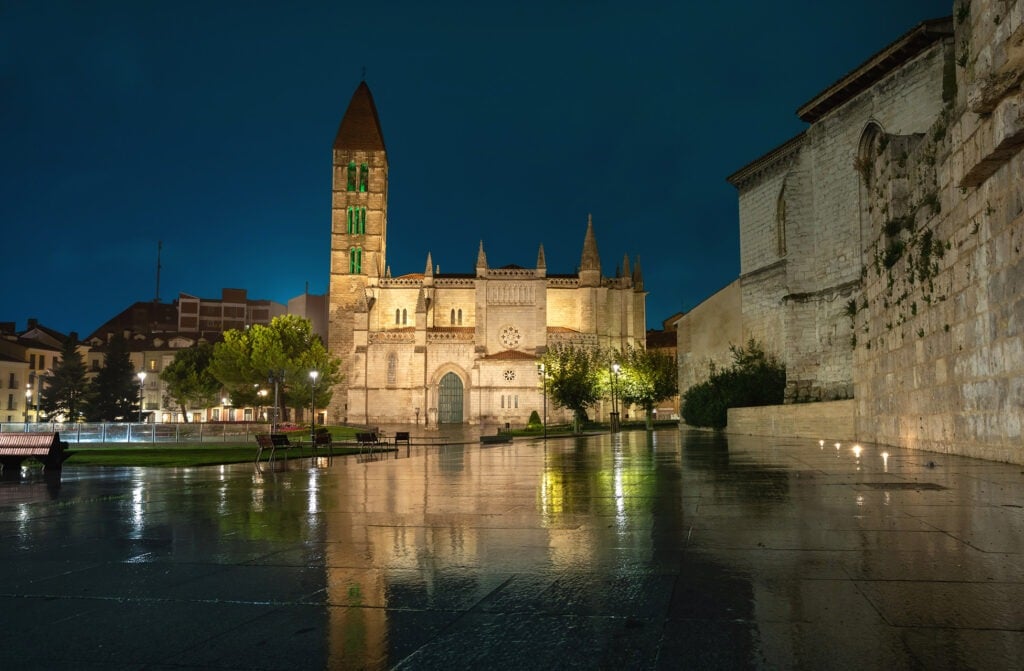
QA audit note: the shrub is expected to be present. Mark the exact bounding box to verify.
[681,340,786,429]
[527,410,542,429]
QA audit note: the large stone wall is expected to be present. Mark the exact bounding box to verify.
[684,5,1024,463]
[676,280,742,391]
[854,1,1024,463]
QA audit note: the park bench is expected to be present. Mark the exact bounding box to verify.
[311,428,334,457]
[255,433,296,464]
[355,432,382,450]
[394,431,410,448]
[0,432,71,474]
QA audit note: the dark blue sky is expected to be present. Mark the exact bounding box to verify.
[1,0,952,337]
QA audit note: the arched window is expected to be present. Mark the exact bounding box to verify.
[386,352,397,385]
[402,308,407,325]
[395,309,401,324]
[349,247,362,274]
[359,207,366,234]
[347,206,355,234]
[359,163,369,192]
[450,309,455,325]
[347,161,357,191]
[457,309,463,325]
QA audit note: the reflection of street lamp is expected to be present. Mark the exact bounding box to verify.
[537,363,547,439]
[309,370,319,445]
[137,372,147,423]
[610,363,621,433]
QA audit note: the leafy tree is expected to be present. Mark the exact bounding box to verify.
[681,339,785,429]
[40,333,89,422]
[210,315,342,421]
[540,343,604,432]
[84,333,139,421]
[616,345,678,430]
[160,342,221,422]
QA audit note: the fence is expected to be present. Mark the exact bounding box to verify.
[0,422,272,444]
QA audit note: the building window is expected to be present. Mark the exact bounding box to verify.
[514,395,519,409]
[38,355,45,369]
[212,408,220,421]
[347,206,367,234]
[500,395,504,409]
[7,394,13,410]
[349,247,362,274]
[149,359,157,371]
[29,354,35,369]
[359,163,369,192]
[450,309,456,325]
[387,352,397,385]
[347,161,357,191]
[458,308,463,325]
[8,373,14,389]
[402,309,407,325]
[395,309,401,325]
[359,207,366,233]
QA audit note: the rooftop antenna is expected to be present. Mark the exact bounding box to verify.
[154,240,163,303]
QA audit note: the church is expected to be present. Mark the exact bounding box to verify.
[326,82,647,426]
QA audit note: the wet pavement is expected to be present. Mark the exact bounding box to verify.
[0,428,1022,670]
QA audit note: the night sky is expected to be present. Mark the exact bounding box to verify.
[1,0,953,338]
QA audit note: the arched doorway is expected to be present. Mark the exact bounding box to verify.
[438,372,464,423]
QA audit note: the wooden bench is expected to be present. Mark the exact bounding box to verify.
[255,433,295,464]
[0,432,71,474]
[394,431,410,448]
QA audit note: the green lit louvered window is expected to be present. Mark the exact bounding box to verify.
[347,162,357,191]
[347,207,355,234]
[349,247,362,274]
[359,207,366,234]
[359,163,369,192]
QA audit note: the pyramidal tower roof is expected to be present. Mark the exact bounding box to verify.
[580,214,601,271]
[333,81,386,152]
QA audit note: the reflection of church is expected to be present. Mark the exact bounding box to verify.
[326,82,647,426]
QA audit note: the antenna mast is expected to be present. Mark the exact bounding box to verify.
[155,240,163,303]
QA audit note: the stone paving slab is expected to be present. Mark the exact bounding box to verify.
[0,427,1021,669]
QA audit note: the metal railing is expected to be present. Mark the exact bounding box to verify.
[0,422,272,444]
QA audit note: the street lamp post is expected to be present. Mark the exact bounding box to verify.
[537,363,547,440]
[25,384,31,425]
[309,370,319,445]
[610,363,621,433]
[137,372,147,423]
[268,369,285,432]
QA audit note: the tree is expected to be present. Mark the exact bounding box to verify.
[681,339,785,429]
[40,333,89,422]
[160,342,221,422]
[540,343,604,432]
[209,315,342,421]
[84,333,139,421]
[616,345,678,430]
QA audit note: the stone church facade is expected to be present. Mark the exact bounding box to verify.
[679,1,1024,463]
[326,83,646,426]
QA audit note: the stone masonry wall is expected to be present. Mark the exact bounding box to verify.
[855,1,1024,463]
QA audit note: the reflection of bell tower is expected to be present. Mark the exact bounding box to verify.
[328,81,388,422]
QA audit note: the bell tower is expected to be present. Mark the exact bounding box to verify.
[327,81,388,422]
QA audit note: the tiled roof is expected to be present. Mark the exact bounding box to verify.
[333,81,387,152]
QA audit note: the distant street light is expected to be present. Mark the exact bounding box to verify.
[137,372,147,423]
[25,384,31,424]
[309,370,319,446]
